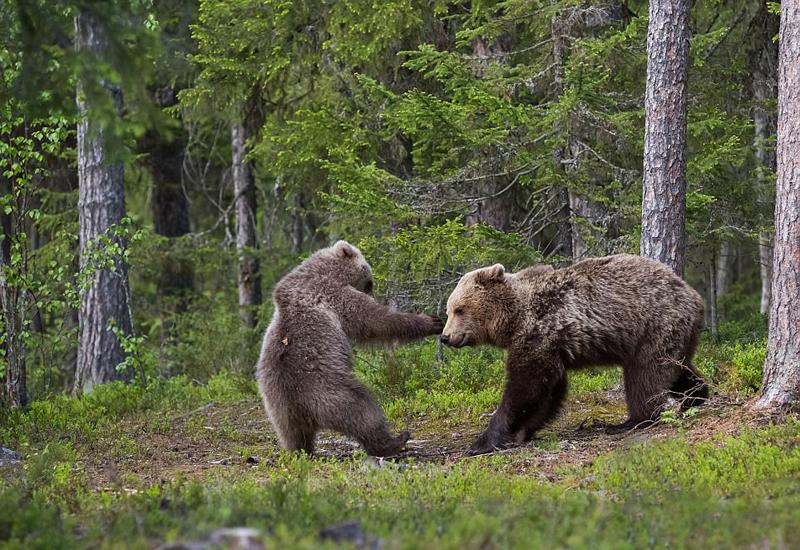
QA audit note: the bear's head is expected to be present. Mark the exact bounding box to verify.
[441,263,516,348]
[327,240,374,295]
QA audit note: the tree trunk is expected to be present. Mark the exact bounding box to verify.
[75,10,133,394]
[752,3,779,316]
[708,250,719,342]
[0,176,26,408]
[757,2,800,408]
[551,8,574,260]
[639,0,690,277]
[231,121,261,328]
[570,189,608,261]
[291,192,304,254]
[464,36,515,232]
[145,88,194,311]
[715,240,736,301]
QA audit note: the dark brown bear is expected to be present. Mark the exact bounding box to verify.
[440,254,707,455]
[257,240,443,456]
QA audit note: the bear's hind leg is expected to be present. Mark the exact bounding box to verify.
[325,383,409,457]
[606,356,673,434]
[270,407,317,453]
[280,424,317,454]
[670,363,709,410]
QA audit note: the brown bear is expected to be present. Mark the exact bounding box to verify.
[441,254,707,455]
[257,240,443,456]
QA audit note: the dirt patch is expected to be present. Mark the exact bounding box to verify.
[76,392,780,492]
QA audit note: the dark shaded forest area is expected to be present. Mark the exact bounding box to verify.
[1,1,799,548]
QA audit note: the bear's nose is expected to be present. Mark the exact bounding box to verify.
[440,334,450,345]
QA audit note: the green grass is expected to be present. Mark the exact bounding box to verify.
[2,415,799,548]
[2,335,794,549]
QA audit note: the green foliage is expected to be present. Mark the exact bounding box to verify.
[359,220,542,310]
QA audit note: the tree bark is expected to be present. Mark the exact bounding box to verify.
[464,36,515,232]
[290,192,305,254]
[708,250,719,342]
[751,3,779,316]
[231,121,261,328]
[639,0,690,277]
[715,240,736,302]
[144,88,194,311]
[0,176,27,408]
[75,10,133,394]
[757,2,800,408]
[550,8,575,259]
[570,187,609,260]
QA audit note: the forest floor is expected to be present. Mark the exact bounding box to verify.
[2,371,799,549]
[80,388,753,490]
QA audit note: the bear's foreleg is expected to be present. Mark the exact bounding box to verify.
[468,350,565,455]
[513,375,568,444]
[340,288,444,344]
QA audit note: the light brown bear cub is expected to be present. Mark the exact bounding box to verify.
[257,240,443,456]
[441,254,707,455]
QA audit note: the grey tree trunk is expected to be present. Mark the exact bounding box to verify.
[551,9,574,259]
[570,187,609,261]
[751,4,779,316]
[757,2,800,408]
[0,176,26,408]
[708,250,719,342]
[291,192,304,254]
[715,240,736,302]
[231,122,261,329]
[75,10,133,394]
[466,36,515,232]
[639,0,690,277]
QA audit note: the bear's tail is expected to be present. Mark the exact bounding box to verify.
[670,365,709,410]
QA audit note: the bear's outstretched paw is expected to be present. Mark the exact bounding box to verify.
[425,315,445,335]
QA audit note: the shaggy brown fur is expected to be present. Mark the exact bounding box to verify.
[257,241,443,456]
[441,254,707,455]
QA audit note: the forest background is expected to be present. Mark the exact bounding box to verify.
[1,1,799,548]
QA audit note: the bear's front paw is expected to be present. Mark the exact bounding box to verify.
[466,431,509,456]
[425,315,445,335]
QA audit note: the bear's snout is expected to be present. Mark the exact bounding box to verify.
[441,332,470,348]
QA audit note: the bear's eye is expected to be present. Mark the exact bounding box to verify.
[454,307,464,316]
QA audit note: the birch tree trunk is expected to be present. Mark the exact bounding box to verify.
[75,10,133,394]
[757,2,800,408]
[0,176,26,408]
[715,240,736,302]
[231,121,261,329]
[751,4,779,316]
[640,0,690,277]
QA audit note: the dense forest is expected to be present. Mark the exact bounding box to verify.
[1,0,799,548]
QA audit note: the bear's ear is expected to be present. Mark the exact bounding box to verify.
[476,263,506,285]
[334,240,357,259]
